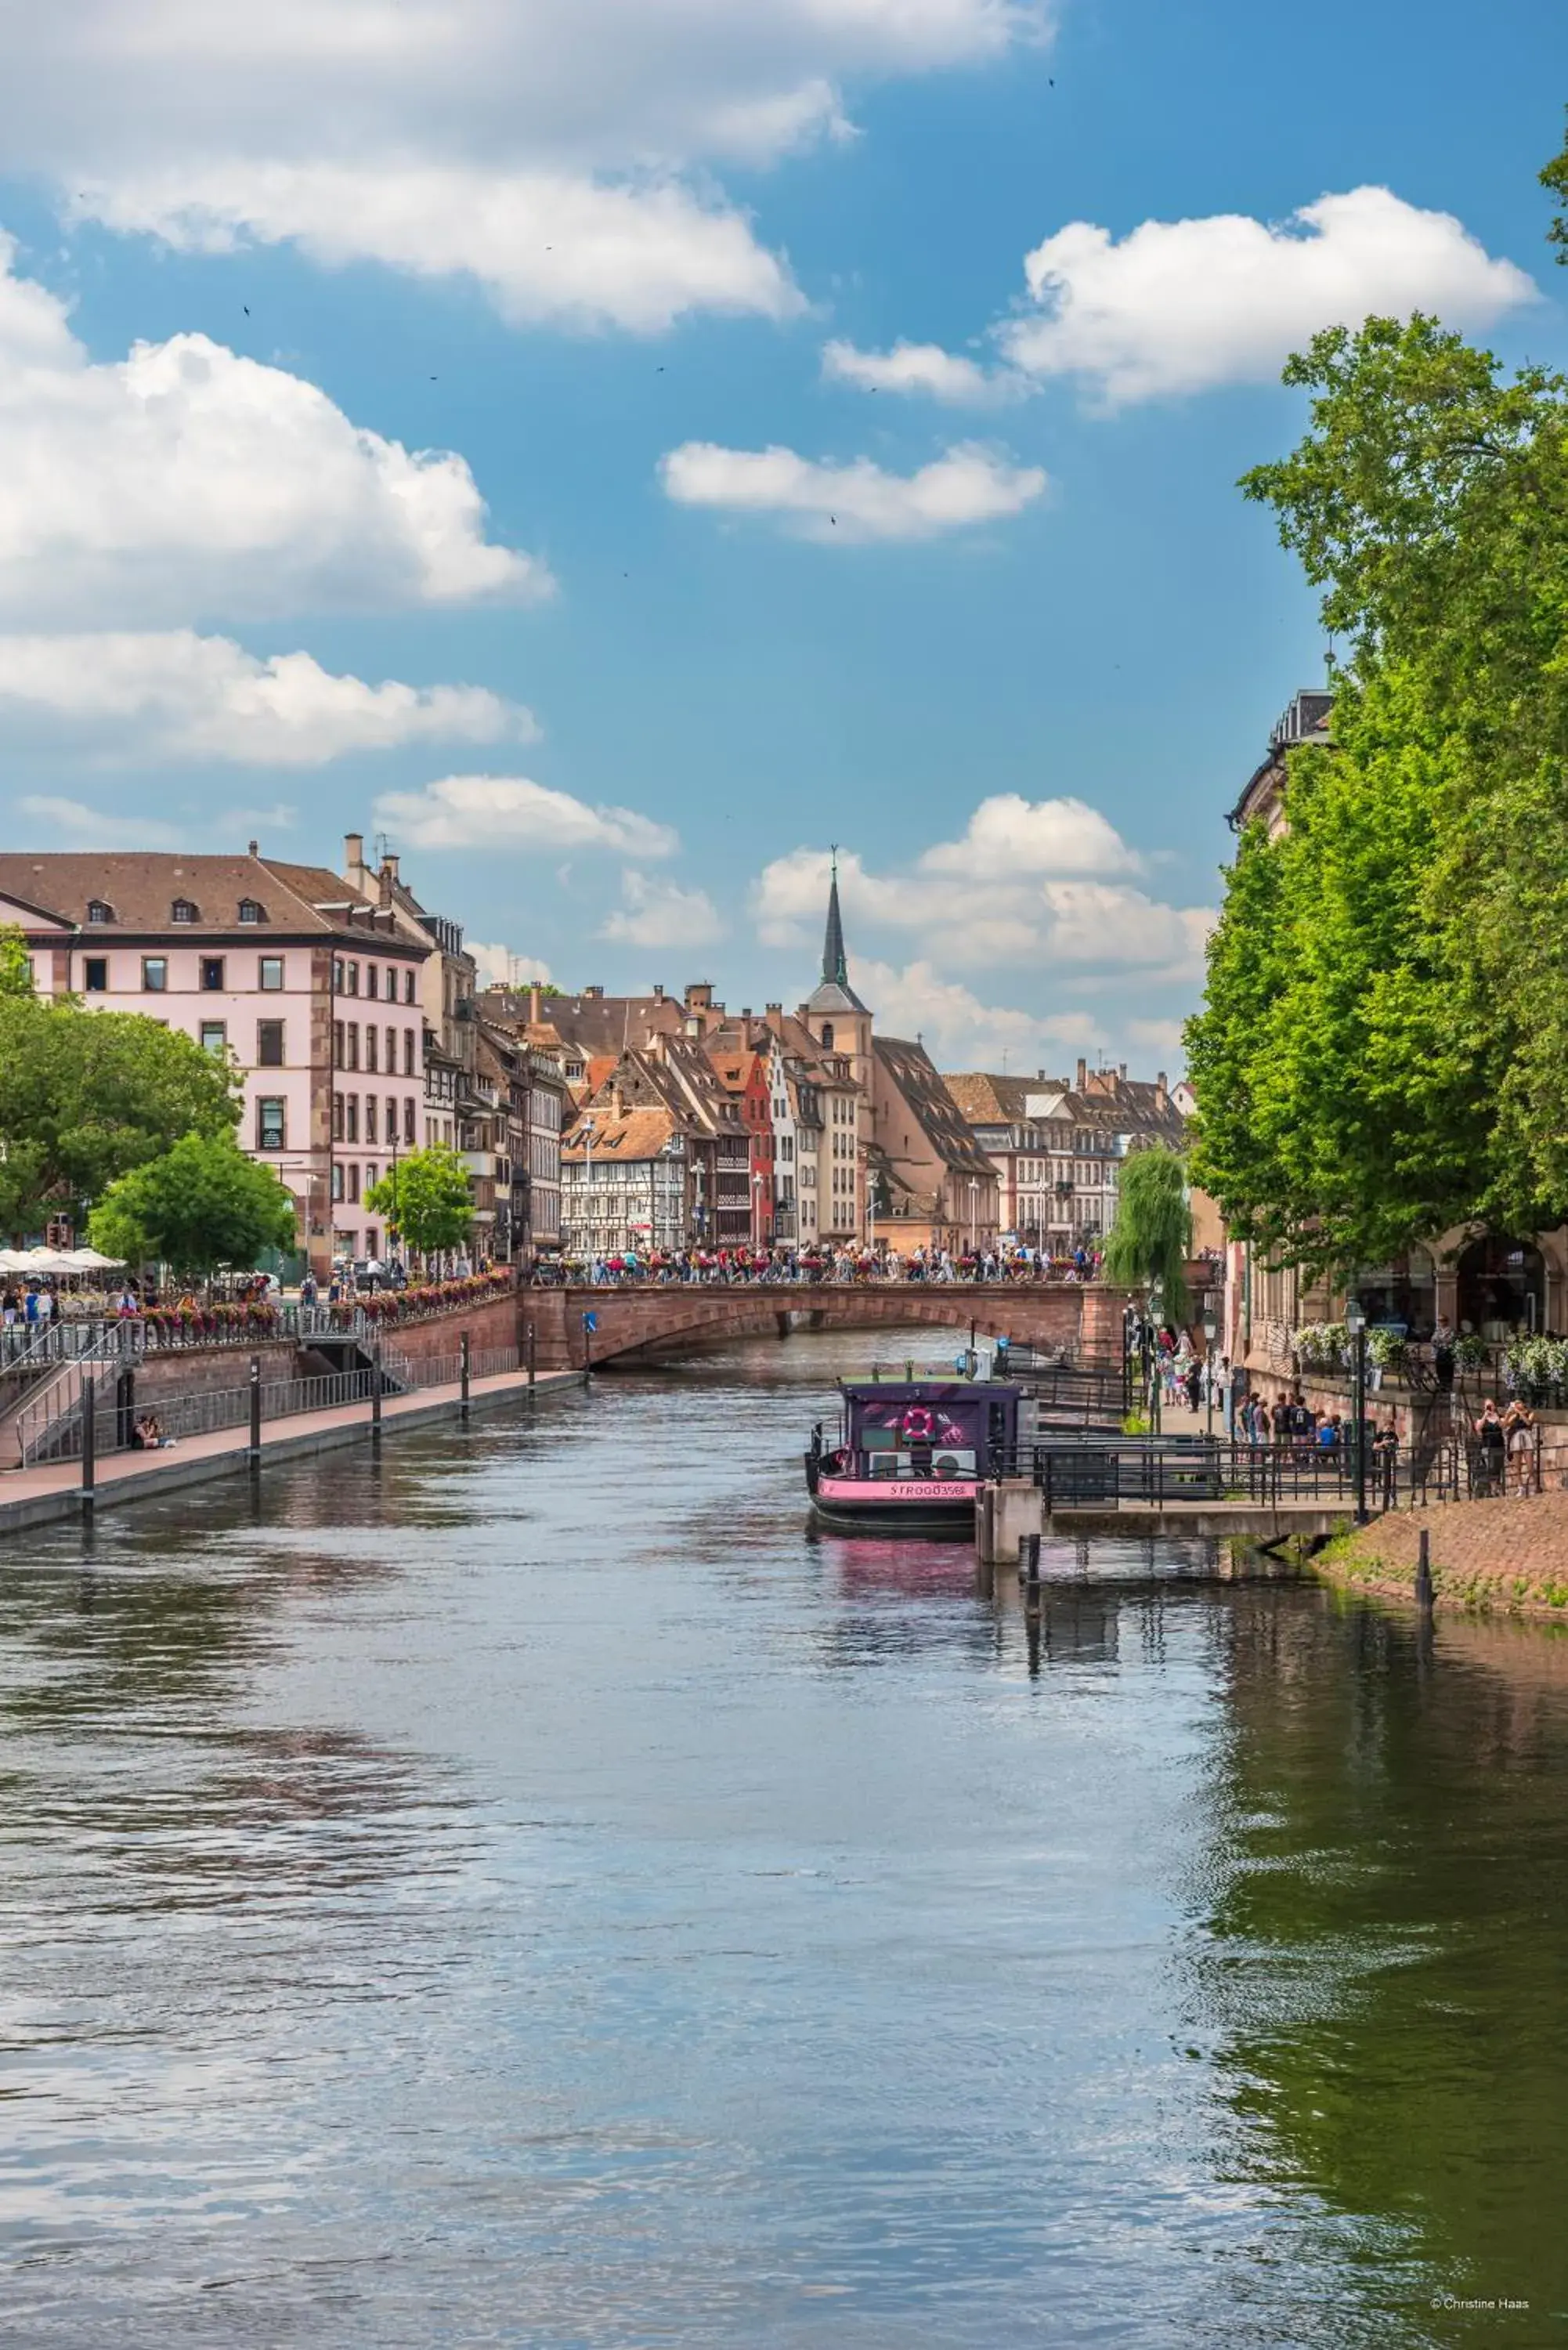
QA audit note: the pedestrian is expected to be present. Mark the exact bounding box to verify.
[1502,1399,1536,1500]
[1474,1400,1506,1496]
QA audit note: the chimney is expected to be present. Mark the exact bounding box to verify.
[529,984,542,1025]
[685,982,714,1012]
[344,831,364,875]
[1075,1058,1087,1090]
[1155,1071,1168,1106]
[584,984,604,1000]
[652,982,664,1000]
[247,838,259,858]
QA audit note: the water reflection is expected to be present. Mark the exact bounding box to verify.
[0,1332,1562,2345]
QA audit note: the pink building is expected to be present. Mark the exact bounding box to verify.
[0,848,429,1276]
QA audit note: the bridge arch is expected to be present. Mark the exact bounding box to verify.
[548,1282,1116,1368]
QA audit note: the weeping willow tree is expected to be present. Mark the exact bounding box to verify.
[1105,1144,1192,1324]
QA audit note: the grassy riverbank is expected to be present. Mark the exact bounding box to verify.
[1311,1495,1568,1619]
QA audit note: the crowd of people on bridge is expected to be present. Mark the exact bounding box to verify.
[535,1243,1105,1289]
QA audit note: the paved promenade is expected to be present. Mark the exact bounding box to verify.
[0,1365,586,1538]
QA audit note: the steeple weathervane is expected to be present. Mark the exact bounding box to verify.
[822,844,849,989]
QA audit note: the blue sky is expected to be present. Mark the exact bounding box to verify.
[0,0,1563,1072]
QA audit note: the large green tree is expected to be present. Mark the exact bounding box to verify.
[0,994,241,1241]
[363,1144,474,1259]
[1187,142,1568,1267]
[89,1130,298,1281]
[1105,1144,1193,1321]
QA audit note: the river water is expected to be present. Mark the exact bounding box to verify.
[0,1329,1564,2347]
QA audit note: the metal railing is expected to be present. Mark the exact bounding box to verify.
[1020,1436,1406,1513]
[16,1332,530,1466]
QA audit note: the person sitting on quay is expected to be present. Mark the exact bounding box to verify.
[132,1412,175,1452]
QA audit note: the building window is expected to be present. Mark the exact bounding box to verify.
[200,1021,226,1055]
[257,1019,285,1068]
[87,899,112,924]
[258,956,284,991]
[386,1097,398,1145]
[238,898,263,924]
[347,1023,360,1071]
[349,1163,360,1203]
[365,964,378,1000]
[347,961,359,996]
[365,1025,378,1075]
[365,1170,378,1197]
[82,957,108,992]
[333,1092,345,1141]
[333,1021,345,1070]
[256,1097,285,1151]
[347,1096,359,1143]
[366,1098,378,1144]
[142,956,167,992]
[385,1025,396,1074]
[200,956,225,991]
[404,968,416,1005]
[404,1097,416,1145]
[403,1029,415,1076]
[331,1164,344,1202]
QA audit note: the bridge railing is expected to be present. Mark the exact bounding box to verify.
[1015,1437,1410,1512]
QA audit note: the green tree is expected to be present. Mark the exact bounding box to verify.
[0,923,34,998]
[1545,105,1568,265]
[1189,226,1568,1260]
[0,996,241,1241]
[89,1130,298,1282]
[1105,1144,1192,1322]
[363,1144,474,1260]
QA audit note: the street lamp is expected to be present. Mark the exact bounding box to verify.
[1202,1309,1217,1437]
[752,1169,764,1248]
[1346,1295,1368,1522]
[967,1177,978,1258]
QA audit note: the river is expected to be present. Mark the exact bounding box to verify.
[0,1329,1563,2346]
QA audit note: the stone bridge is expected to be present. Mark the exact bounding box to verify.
[520,1282,1132,1370]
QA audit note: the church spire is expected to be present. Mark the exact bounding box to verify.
[822,845,849,988]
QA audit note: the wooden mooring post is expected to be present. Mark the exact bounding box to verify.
[460,1329,471,1419]
[1416,1527,1434,1613]
[248,1354,262,1470]
[80,1376,96,1513]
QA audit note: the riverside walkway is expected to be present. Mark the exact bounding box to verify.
[0,1362,584,1537]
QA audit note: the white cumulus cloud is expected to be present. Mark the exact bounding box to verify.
[753,801,1210,976]
[598,869,725,949]
[822,338,1024,404]
[374,773,677,858]
[0,236,540,624]
[81,165,803,337]
[850,957,1102,1068]
[469,941,556,989]
[8,0,1050,331]
[0,631,536,765]
[1000,186,1537,406]
[10,792,297,848]
[659,440,1046,541]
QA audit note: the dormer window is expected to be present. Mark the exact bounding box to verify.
[172,898,197,924]
[238,898,263,924]
[87,899,112,924]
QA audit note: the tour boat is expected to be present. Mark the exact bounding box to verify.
[804,1379,1021,1535]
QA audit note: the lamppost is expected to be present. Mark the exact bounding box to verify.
[967,1177,978,1258]
[752,1170,764,1249]
[1147,1279,1164,1433]
[1346,1295,1368,1523]
[1202,1308,1216,1438]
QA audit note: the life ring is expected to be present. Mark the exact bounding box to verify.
[901,1405,936,1444]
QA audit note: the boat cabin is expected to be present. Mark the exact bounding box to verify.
[829,1380,1020,1483]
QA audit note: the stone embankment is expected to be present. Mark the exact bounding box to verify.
[1318,1496,1568,1619]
